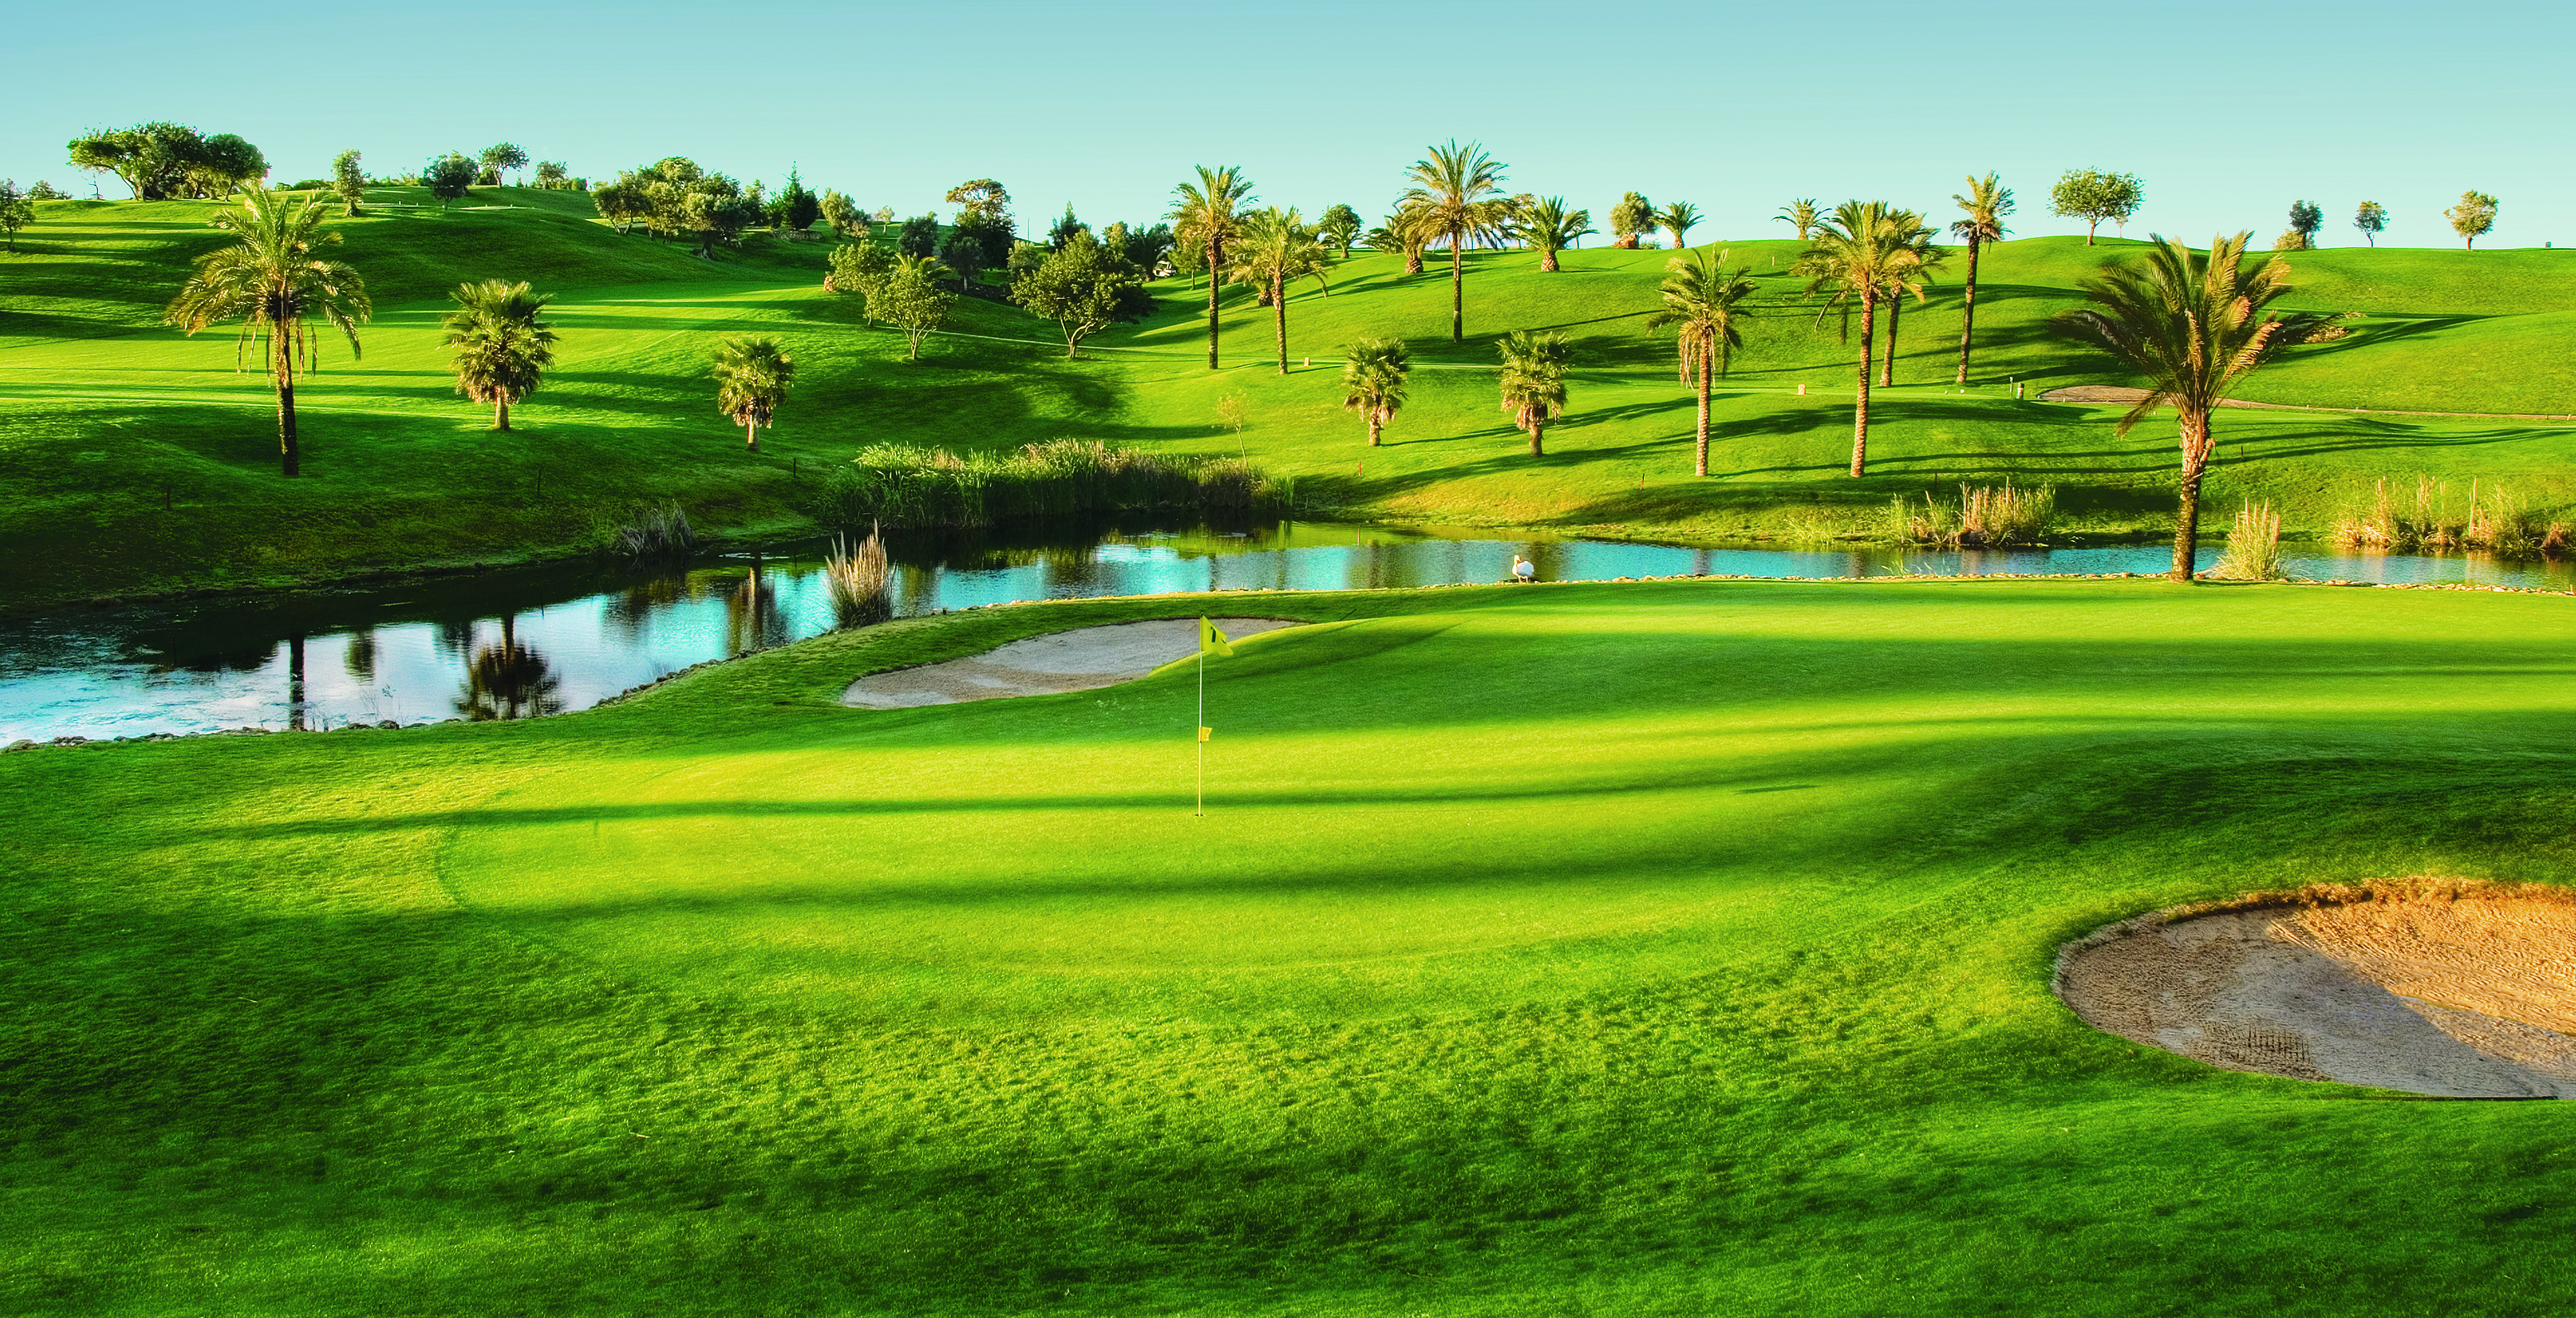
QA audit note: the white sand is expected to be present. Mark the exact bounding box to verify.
[842,618,1302,710]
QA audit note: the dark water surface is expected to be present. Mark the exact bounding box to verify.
[6,519,2571,742]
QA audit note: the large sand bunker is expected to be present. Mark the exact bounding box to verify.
[2056,881,2576,1098]
[842,618,1300,709]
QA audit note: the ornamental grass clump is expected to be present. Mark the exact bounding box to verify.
[1886,482,2054,548]
[823,525,891,627]
[614,501,693,563]
[2334,476,2567,558]
[813,439,1276,529]
[2206,500,2287,581]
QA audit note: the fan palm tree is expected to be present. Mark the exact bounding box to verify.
[1496,330,1571,457]
[1168,165,1255,369]
[711,335,794,452]
[2052,233,2347,582]
[1399,139,1508,343]
[1340,337,1411,447]
[1877,210,1944,387]
[1775,199,1821,241]
[1656,201,1702,251]
[440,280,557,431]
[1645,249,1758,477]
[163,184,370,477]
[1515,196,1593,272]
[1792,200,1924,477]
[1226,207,1333,375]
[1949,173,2013,384]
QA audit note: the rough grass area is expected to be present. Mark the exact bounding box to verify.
[6,192,2576,612]
[4,579,2574,1315]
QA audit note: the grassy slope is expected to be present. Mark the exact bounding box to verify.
[3,193,2574,612]
[4,579,2574,1315]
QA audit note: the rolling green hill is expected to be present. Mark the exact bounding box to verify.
[2,188,2573,612]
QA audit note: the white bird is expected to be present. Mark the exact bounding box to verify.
[1511,555,1536,583]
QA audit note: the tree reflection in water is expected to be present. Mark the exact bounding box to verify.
[456,615,564,721]
[724,557,792,656]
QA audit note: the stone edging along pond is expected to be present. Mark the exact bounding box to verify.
[7,572,2571,756]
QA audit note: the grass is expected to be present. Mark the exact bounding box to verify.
[7,190,2576,613]
[4,578,2574,1315]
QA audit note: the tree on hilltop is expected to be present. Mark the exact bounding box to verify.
[879,255,958,359]
[1225,207,1334,374]
[0,181,33,253]
[819,189,865,238]
[1496,330,1572,457]
[1010,227,1152,359]
[944,178,1012,229]
[1775,198,1820,241]
[534,161,573,190]
[1793,200,1925,476]
[2353,200,2388,247]
[330,150,366,216]
[1340,338,1410,447]
[2447,191,2497,250]
[1515,196,1593,272]
[163,185,371,477]
[1319,203,1361,258]
[1168,164,1255,369]
[2050,168,2142,245]
[70,123,266,199]
[424,153,477,210]
[478,143,528,187]
[2286,200,2322,250]
[1656,200,1701,251]
[442,280,557,432]
[1400,139,1509,343]
[895,213,940,258]
[711,336,793,452]
[1048,203,1088,249]
[775,166,821,232]
[1647,248,1757,477]
[1608,191,1653,248]
[1949,173,2013,384]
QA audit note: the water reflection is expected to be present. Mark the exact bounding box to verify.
[457,616,564,722]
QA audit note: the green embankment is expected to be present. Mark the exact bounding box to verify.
[4,188,2574,612]
[4,578,2572,1314]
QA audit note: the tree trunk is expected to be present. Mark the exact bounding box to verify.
[1882,291,1900,387]
[1694,332,1712,478]
[495,397,510,432]
[1405,248,1423,276]
[287,633,307,731]
[1449,232,1465,343]
[2086,220,2098,247]
[1542,249,1559,273]
[1954,237,1982,386]
[1528,418,1544,458]
[1205,236,1222,369]
[1272,272,1287,375]
[745,417,759,453]
[276,354,300,479]
[1368,413,1382,447]
[1849,288,1875,477]
[2171,410,2213,582]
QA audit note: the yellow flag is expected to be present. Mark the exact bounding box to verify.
[1198,616,1234,657]
[1199,726,1212,742]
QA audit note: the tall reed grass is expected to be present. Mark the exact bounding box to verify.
[2206,500,2287,581]
[2334,476,2568,558]
[1884,482,2056,549]
[614,502,694,563]
[811,439,1281,530]
[823,525,891,627]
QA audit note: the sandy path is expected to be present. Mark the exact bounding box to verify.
[2056,885,2576,1098]
[842,618,1301,710]
[2038,385,2576,422]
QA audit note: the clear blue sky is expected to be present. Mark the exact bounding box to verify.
[5,0,2566,250]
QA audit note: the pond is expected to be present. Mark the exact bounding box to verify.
[5,519,2571,743]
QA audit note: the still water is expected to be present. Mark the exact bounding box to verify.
[5,519,2571,742]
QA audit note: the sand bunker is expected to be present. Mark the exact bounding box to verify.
[2056,881,2576,1098]
[842,618,1300,709]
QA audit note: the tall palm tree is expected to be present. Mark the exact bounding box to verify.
[1168,165,1255,369]
[1399,139,1508,343]
[712,335,794,452]
[1656,200,1702,251]
[1496,330,1571,457]
[1792,200,1924,477]
[1340,337,1411,447]
[1949,173,2013,385]
[1226,207,1333,375]
[1515,196,1593,272]
[163,184,370,477]
[1877,210,1944,387]
[1645,249,1758,477]
[440,280,557,431]
[1775,199,1821,241]
[2052,233,2347,582]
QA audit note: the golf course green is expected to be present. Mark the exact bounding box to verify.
[6,578,2573,1314]
[5,188,2575,613]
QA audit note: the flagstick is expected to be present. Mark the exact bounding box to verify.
[1196,648,1205,818]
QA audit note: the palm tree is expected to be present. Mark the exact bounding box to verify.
[1656,201,1702,251]
[1775,199,1821,241]
[1340,338,1411,447]
[1877,210,1944,387]
[1496,330,1571,457]
[1792,200,1924,477]
[711,335,794,452]
[440,280,557,431]
[1949,173,2013,385]
[1645,250,1757,477]
[1371,201,1435,274]
[2052,233,2347,582]
[1515,196,1593,272]
[1168,165,1255,369]
[163,184,370,477]
[1399,139,1508,343]
[1226,207,1333,375]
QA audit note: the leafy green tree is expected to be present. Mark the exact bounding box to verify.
[2446,190,2498,250]
[1117,221,1175,275]
[678,178,763,256]
[2286,200,2322,249]
[330,149,366,216]
[1010,228,1152,358]
[162,185,371,477]
[69,123,267,199]
[591,174,649,234]
[878,256,958,360]
[1496,330,1571,457]
[534,161,570,189]
[189,134,266,197]
[777,166,821,232]
[1949,173,2013,385]
[826,241,894,324]
[1400,139,1509,343]
[1318,203,1361,258]
[1645,249,1757,477]
[1168,233,1208,289]
[1793,200,1925,476]
[1513,196,1593,272]
[2050,168,2143,246]
[820,189,863,237]
[1225,207,1334,374]
[440,280,558,431]
[477,143,528,187]
[2353,200,2388,247]
[939,222,988,290]
[1655,200,1701,251]
[1047,204,1087,249]
[1340,338,1410,447]
[1169,164,1256,369]
[944,178,1012,228]
[2053,233,2349,581]
[1608,191,1654,247]
[1878,210,1944,386]
[711,336,793,452]
[27,181,65,200]
[1775,198,1820,241]
[0,181,33,253]
[424,153,477,210]
[895,213,940,258]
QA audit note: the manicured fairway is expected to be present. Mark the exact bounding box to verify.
[5,579,2574,1315]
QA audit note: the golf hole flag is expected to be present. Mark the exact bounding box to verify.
[1195,617,1231,816]
[1198,616,1234,657]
